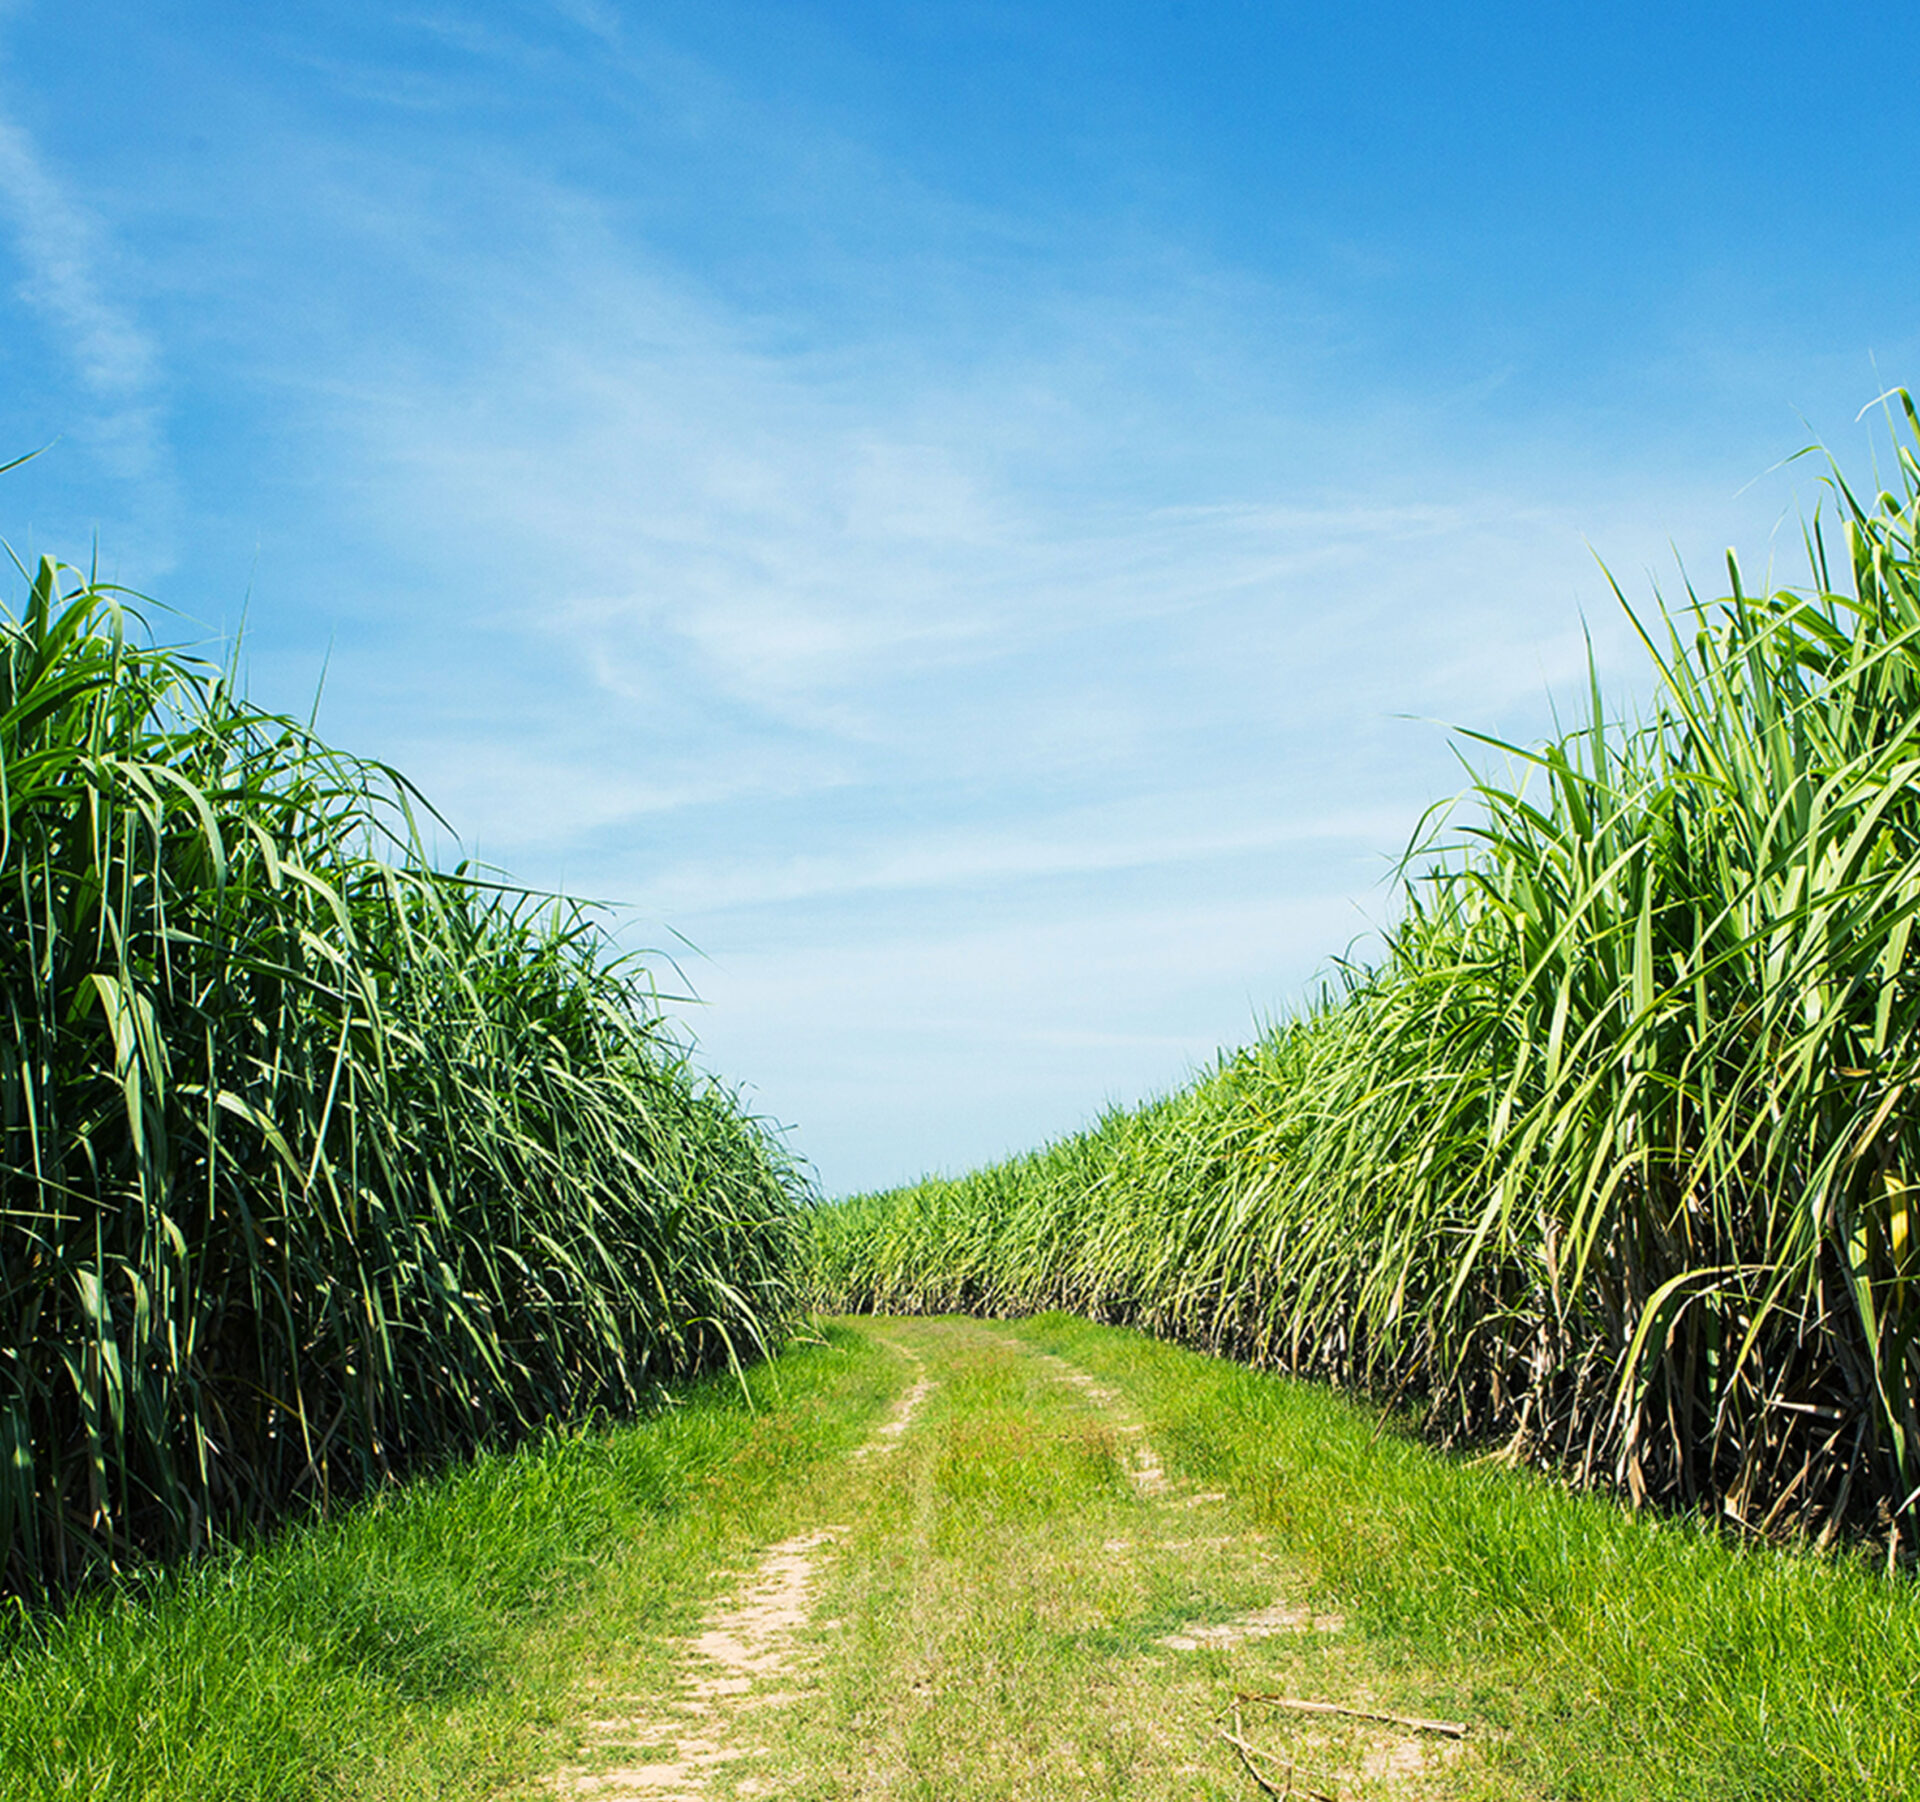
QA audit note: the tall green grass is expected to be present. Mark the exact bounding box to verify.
[0,552,805,1594]
[813,394,1920,1549]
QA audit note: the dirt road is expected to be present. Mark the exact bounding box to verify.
[533,1318,1502,1802]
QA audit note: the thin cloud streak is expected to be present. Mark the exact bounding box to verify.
[622,804,1416,917]
[0,109,167,485]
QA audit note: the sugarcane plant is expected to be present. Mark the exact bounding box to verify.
[0,555,805,1594]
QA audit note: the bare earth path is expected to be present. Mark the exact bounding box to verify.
[531,1320,1523,1802]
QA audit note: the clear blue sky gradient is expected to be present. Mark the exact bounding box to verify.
[2,2,1916,1191]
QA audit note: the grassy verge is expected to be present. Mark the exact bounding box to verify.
[0,1325,899,1802]
[1016,1313,1920,1800]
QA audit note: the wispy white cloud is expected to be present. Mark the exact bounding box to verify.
[544,0,622,48]
[0,110,168,486]
[372,730,858,867]
[333,225,1648,724]
[622,800,1415,916]
[274,151,1748,1006]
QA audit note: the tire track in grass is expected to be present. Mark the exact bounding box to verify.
[1033,1352,1174,1498]
[849,1346,932,1462]
[555,1530,840,1800]
[548,1346,937,1801]
[1031,1343,1344,1647]
[1025,1328,1470,1796]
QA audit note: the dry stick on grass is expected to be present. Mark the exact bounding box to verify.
[1239,1692,1470,1738]
[1218,1730,1339,1802]
[1221,1701,1340,1802]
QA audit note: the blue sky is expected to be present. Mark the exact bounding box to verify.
[2,1,1916,1194]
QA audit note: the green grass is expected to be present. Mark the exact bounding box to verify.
[0,1324,898,1802]
[0,551,807,1592]
[1014,1314,1920,1799]
[810,391,1920,1549]
[15,1314,1917,1799]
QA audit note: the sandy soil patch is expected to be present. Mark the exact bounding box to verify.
[551,1527,845,1799]
[849,1373,932,1459]
[1157,1598,1347,1651]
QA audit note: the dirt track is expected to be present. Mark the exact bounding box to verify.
[536,1319,1493,1802]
